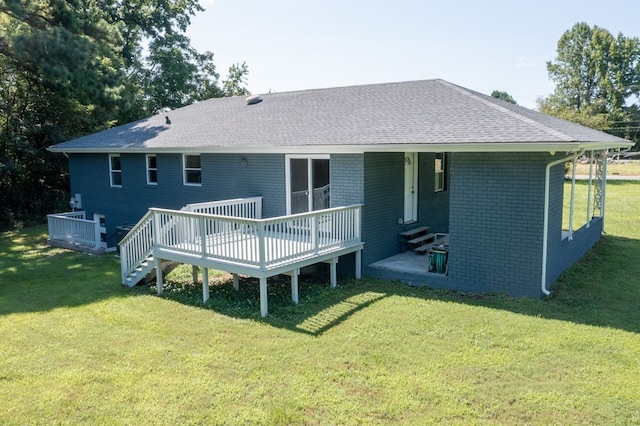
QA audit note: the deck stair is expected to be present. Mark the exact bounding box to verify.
[124,255,179,286]
[119,197,263,287]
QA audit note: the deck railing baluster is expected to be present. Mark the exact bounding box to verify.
[118,202,361,281]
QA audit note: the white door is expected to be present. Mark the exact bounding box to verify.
[404,152,418,223]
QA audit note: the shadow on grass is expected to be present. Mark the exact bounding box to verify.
[4,226,640,335]
[149,234,640,335]
[0,225,137,315]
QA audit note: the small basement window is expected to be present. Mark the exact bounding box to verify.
[109,154,122,187]
[183,154,202,185]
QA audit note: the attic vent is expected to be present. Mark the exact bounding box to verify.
[246,95,262,105]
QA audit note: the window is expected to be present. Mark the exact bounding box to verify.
[146,154,158,185]
[109,154,122,187]
[435,153,445,192]
[183,154,202,185]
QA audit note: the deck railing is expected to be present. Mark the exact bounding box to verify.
[183,197,263,219]
[151,204,362,270]
[119,197,264,283]
[47,211,102,249]
[119,211,155,282]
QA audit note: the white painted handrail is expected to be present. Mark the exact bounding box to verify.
[119,211,154,283]
[150,204,362,270]
[183,197,263,219]
[47,212,101,249]
[119,197,264,283]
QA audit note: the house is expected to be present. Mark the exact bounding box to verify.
[48,79,633,314]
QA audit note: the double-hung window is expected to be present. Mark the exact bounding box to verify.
[183,154,202,185]
[146,154,158,185]
[435,153,446,192]
[109,154,122,187]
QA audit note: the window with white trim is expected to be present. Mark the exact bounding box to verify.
[435,152,445,192]
[146,154,158,185]
[109,154,122,187]
[183,154,202,185]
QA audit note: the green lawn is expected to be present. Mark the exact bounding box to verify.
[574,159,640,177]
[2,183,640,424]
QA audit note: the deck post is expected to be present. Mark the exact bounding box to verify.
[233,273,239,291]
[258,223,266,270]
[192,265,198,283]
[202,268,210,303]
[311,214,319,254]
[259,277,268,317]
[330,257,337,288]
[155,258,163,295]
[93,219,101,249]
[291,269,300,304]
[355,250,362,279]
[200,217,207,257]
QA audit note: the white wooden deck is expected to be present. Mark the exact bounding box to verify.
[119,199,363,317]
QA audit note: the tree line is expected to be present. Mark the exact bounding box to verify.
[0,0,248,230]
[1,11,639,230]
[494,22,640,148]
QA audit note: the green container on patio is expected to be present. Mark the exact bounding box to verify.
[430,247,448,274]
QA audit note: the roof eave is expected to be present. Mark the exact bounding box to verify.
[48,140,634,155]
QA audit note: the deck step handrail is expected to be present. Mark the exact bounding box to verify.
[119,197,264,284]
[119,211,154,283]
[150,204,362,270]
[47,212,101,249]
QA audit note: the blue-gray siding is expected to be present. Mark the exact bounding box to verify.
[447,152,547,297]
[68,150,602,298]
[69,153,284,246]
[361,152,450,269]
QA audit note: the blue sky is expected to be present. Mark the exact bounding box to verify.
[187,0,640,109]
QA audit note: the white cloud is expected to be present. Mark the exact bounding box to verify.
[515,56,535,68]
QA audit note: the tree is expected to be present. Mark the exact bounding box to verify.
[0,0,249,229]
[222,62,251,97]
[491,90,517,104]
[540,22,640,143]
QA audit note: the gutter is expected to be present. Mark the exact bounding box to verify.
[541,149,585,296]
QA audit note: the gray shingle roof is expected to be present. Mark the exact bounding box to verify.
[49,79,632,154]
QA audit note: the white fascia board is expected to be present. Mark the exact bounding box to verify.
[48,140,633,155]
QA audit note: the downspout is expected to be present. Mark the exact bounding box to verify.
[541,150,585,296]
[568,156,578,240]
[586,150,593,228]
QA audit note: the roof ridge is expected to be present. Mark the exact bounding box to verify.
[437,80,575,142]
[253,78,444,97]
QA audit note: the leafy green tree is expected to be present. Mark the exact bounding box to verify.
[222,62,251,97]
[541,22,640,146]
[491,90,517,105]
[0,0,249,229]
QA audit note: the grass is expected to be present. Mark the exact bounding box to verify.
[1,183,640,424]
[563,179,640,232]
[573,159,640,176]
